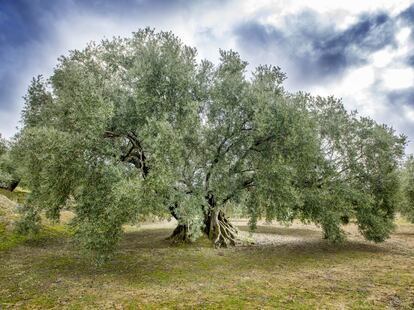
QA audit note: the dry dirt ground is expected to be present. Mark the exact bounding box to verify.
[1,193,414,309]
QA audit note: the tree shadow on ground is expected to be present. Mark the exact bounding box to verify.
[116,225,396,257]
[3,222,409,296]
[394,231,414,237]
[237,224,322,238]
[120,228,174,249]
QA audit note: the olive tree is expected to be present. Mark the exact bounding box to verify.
[13,29,406,259]
[400,155,414,222]
[0,134,20,191]
[303,96,406,242]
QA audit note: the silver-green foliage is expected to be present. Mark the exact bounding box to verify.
[13,29,406,258]
[0,135,19,189]
[400,156,414,222]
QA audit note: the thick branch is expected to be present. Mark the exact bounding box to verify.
[104,130,149,178]
[205,134,229,190]
[205,122,255,191]
[222,178,255,204]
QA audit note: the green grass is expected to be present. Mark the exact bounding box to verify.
[1,189,413,308]
[0,222,70,251]
[0,220,413,309]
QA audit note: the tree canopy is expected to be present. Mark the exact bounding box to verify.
[0,135,19,191]
[400,155,414,222]
[13,29,406,260]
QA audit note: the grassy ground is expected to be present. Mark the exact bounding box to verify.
[1,193,414,309]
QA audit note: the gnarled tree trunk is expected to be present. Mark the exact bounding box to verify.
[169,211,239,246]
[204,209,238,247]
[169,194,239,247]
[168,224,190,243]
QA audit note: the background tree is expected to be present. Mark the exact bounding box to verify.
[0,134,7,155]
[400,155,414,222]
[0,134,20,191]
[302,96,406,242]
[13,29,406,260]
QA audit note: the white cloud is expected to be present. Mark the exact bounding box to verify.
[396,27,412,44]
[343,66,375,92]
[403,105,414,123]
[382,68,414,89]
[371,48,394,67]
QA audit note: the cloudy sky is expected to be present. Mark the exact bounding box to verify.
[1,0,414,151]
